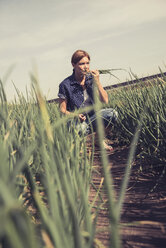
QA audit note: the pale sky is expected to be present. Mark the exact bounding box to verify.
[1,0,166,101]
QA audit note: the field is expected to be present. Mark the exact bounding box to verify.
[0,73,166,248]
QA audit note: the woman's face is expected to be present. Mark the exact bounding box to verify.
[72,56,90,77]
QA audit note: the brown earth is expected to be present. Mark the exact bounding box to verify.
[89,143,166,248]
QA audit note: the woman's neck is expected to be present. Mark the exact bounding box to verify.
[75,73,85,85]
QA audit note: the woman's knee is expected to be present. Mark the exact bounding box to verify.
[100,108,118,123]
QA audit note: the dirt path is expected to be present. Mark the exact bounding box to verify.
[89,145,166,247]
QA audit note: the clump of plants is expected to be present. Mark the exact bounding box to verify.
[107,74,166,170]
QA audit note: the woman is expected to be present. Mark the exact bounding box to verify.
[58,49,117,150]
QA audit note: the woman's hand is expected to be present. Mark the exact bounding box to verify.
[91,70,100,85]
[79,114,86,122]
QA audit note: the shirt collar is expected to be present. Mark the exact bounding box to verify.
[70,73,79,85]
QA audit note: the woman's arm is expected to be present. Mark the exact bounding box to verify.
[59,98,71,115]
[91,70,108,104]
[59,99,86,122]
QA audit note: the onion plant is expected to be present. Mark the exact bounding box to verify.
[1,69,162,248]
[0,76,95,248]
[107,74,166,168]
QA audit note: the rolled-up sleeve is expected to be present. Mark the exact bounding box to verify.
[58,83,67,99]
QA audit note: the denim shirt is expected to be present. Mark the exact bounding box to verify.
[58,72,94,112]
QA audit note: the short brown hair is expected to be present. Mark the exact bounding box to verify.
[71,50,90,65]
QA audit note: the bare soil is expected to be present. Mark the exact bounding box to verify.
[89,144,166,248]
